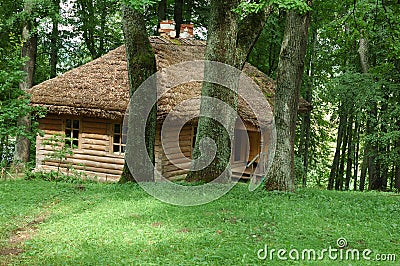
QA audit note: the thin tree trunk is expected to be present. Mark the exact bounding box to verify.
[302,30,317,188]
[328,111,346,190]
[336,114,349,190]
[345,116,354,190]
[359,135,368,192]
[157,0,167,34]
[265,5,312,192]
[367,104,380,190]
[14,1,38,168]
[353,120,360,191]
[99,3,107,56]
[50,0,60,78]
[396,121,400,190]
[120,4,157,183]
[174,0,183,38]
[395,166,400,190]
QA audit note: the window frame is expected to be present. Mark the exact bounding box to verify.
[111,123,127,155]
[63,118,81,150]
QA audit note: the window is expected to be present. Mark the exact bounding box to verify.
[65,119,80,148]
[113,124,127,154]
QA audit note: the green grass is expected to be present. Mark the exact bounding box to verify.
[0,179,399,265]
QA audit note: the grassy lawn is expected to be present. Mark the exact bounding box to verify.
[0,179,399,265]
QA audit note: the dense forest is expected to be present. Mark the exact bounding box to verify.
[1,0,399,192]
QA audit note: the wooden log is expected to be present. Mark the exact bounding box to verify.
[82,126,107,135]
[38,165,121,182]
[44,161,122,175]
[66,153,124,165]
[163,169,189,178]
[42,129,63,135]
[75,149,123,158]
[63,158,124,171]
[39,123,62,131]
[81,133,109,141]
[163,162,191,172]
[162,152,190,161]
[163,146,191,155]
[165,158,191,166]
[81,143,108,152]
[82,121,108,129]
[83,117,119,124]
[81,138,109,146]
[40,118,62,124]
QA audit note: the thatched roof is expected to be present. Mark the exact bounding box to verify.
[29,36,311,126]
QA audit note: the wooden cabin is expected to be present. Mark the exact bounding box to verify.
[29,36,311,182]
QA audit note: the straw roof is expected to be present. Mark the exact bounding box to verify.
[29,36,311,126]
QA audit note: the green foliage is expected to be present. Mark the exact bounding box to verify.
[236,0,311,15]
[42,134,75,177]
[25,170,94,184]
[122,0,160,12]
[0,39,46,166]
[1,180,399,264]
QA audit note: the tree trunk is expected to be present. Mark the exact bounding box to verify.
[396,124,400,190]
[174,0,183,38]
[345,116,354,190]
[264,5,311,192]
[186,0,240,183]
[157,0,167,33]
[120,4,157,183]
[186,1,272,183]
[50,0,60,78]
[395,166,400,190]
[353,120,360,191]
[13,1,38,168]
[78,0,97,59]
[359,145,368,191]
[336,114,348,190]
[367,104,380,190]
[328,111,346,190]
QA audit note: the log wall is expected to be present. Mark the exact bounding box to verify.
[36,115,124,182]
[36,115,263,182]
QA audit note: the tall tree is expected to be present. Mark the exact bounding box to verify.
[186,0,272,182]
[119,2,157,183]
[264,2,311,191]
[13,0,38,168]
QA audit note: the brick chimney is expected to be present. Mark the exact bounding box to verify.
[159,20,194,39]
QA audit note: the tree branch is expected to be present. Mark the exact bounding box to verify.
[235,4,274,69]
